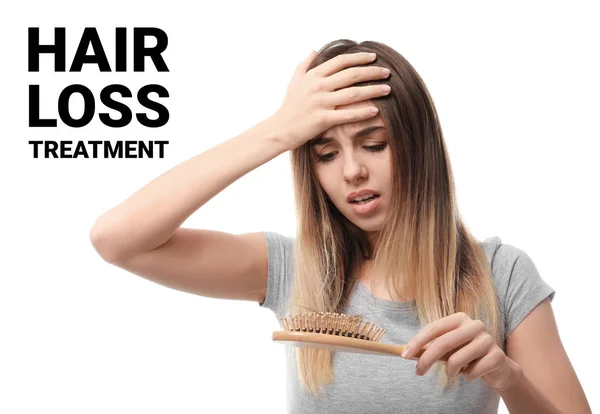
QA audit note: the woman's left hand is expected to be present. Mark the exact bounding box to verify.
[401,312,521,391]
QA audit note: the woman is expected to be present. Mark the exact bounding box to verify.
[90,40,591,413]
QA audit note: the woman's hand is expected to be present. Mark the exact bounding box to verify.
[402,312,521,392]
[271,50,391,151]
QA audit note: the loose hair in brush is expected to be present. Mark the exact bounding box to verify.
[288,39,503,396]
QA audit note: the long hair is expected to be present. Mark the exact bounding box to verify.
[288,39,503,396]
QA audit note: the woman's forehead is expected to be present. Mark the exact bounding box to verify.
[318,115,385,140]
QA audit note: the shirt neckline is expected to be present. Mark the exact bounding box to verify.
[354,280,417,311]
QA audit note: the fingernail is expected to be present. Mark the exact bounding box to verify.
[415,364,422,376]
[401,347,411,358]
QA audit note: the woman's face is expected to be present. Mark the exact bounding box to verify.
[310,100,392,243]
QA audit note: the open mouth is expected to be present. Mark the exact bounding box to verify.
[349,195,380,204]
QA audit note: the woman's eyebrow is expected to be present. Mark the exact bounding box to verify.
[310,126,385,147]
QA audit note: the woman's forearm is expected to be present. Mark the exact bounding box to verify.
[498,359,564,414]
[89,115,289,263]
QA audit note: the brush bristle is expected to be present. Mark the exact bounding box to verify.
[279,312,386,342]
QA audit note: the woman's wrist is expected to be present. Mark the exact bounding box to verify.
[495,357,523,393]
[262,113,294,152]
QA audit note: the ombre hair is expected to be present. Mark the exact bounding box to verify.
[288,39,503,396]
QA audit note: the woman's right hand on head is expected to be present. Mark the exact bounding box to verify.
[271,51,391,151]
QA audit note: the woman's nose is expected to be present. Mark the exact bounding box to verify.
[343,156,368,183]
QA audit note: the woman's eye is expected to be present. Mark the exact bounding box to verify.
[317,153,335,163]
[316,143,387,164]
[365,144,387,152]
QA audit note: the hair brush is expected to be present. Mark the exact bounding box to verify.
[272,311,451,363]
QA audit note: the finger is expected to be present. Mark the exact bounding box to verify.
[415,325,483,375]
[326,84,391,107]
[444,334,494,377]
[323,65,391,92]
[324,106,380,127]
[459,349,504,383]
[311,52,377,78]
[403,312,470,360]
[302,50,317,69]
[293,50,317,79]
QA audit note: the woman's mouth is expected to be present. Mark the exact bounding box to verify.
[349,195,381,215]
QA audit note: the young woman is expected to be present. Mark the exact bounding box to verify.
[90,40,591,413]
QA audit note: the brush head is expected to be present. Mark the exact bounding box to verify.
[279,311,386,342]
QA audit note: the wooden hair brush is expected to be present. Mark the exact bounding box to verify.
[272,311,451,363]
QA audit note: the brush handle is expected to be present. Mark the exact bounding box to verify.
[272,331,452,363]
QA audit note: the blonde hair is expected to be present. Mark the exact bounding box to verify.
[287,39,504,396]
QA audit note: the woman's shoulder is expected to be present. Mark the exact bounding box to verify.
[259,231,296,317]
[263,231,295,252]
[479,236,503,265]
[479,236,539,276]
[479,236,556,336]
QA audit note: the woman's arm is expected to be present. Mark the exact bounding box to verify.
[500,298,591,413]
[90,116,288,263]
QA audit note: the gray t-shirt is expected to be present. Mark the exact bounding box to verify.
[259,231,555,414]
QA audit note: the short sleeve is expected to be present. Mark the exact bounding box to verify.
[492,243,556,338]
[258,231,295,319]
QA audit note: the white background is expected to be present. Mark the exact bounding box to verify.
[1,1,598,413]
